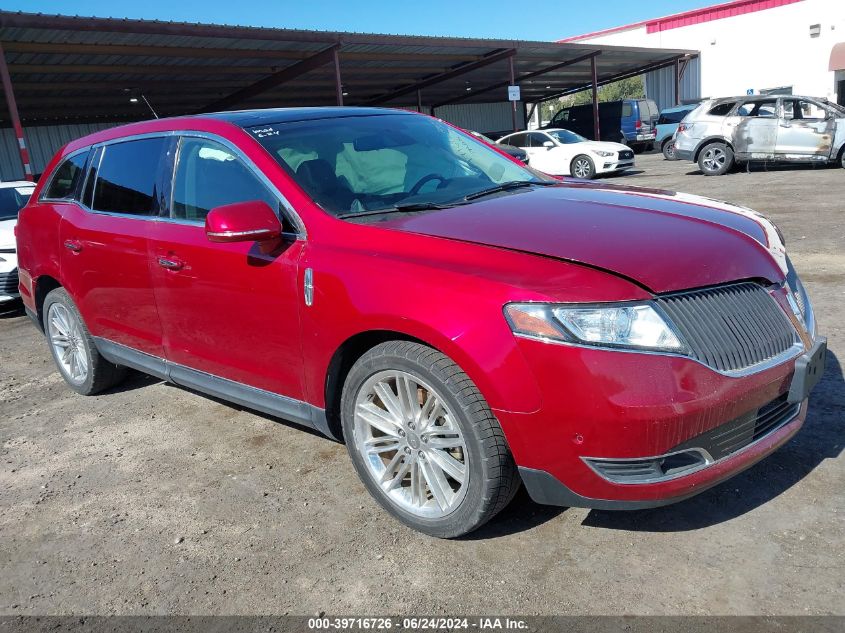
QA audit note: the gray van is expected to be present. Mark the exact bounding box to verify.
[674,95,845,175]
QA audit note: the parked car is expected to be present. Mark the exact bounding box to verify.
[675,95,845,175]
[655,103,699,160]
[16,107,825,537]
[0,180,36,304]
[467,130,528,164]
[544,99,659,153]
[497,128,633,179]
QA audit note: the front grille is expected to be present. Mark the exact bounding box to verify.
[672,393,800,461]
[657,282,797,373]
[0,268,19,295]
[619,150,634,160]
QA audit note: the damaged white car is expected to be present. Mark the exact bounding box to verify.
[674,95,845,175]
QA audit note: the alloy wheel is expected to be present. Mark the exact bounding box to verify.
[573,158,591,178]
[353,370,468,518]
[47,302,89,384]
[702,147,726,172]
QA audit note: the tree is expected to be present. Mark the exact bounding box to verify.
[538,75,645,125]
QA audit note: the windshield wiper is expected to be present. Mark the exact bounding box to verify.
[336,201,450,220]
[464,180,556,201]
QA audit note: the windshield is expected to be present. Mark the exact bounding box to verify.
[547,129,586,144]
[247,114,548,217]
[0,186,34,221]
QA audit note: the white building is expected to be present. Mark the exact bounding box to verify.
[562,0,845,110]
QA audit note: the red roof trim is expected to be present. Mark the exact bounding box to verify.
[559,0,804,42]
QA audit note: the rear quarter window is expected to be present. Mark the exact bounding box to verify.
[708,102,736,116]
[43,151,88,200]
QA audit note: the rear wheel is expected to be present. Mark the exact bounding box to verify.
[43,288,126,395]
[570,155,596,179]
[698,142,734,176]
[662,140,678,161]
[341,341,519,538]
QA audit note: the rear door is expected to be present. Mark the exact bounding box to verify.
[777,98,836,159]
[149,134,306,400]
[732,99,779,158]
[58,137,167,357]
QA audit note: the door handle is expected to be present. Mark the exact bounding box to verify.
[157,256,185,271]
[63,240,82,253]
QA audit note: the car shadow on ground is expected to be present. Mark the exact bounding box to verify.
[685,162,839,177]
[458,486,567,540]
[581,349,844,533]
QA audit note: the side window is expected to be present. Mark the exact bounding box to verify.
[796,100,828,121]
[622,103,633,118]
[737,100,777,117]
[708,102,736,116]
[43,151,88,200]
[505,133,528,148]
[172,137,278,221]
[551,110,569,125]
[527,133,550,148]
[92,138,167,215]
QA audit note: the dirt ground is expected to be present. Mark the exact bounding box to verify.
[1,152,843,616]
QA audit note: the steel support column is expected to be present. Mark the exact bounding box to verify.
[416,89,423,113]
[333,46,343,106]
[674,57,681,106]
[590,54,600,141]
[0,41,32,181]
[509,55,517,132]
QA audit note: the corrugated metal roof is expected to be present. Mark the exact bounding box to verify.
[0,10,698,126]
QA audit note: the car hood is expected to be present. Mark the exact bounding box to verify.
[0,218,16,250]
[376,183,786,294]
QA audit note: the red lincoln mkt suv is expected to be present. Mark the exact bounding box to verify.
[15,107,826,537]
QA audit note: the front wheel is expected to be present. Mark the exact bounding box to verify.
[570,155,596,179]
[341,341,519,538]
[698,142,734,176]
[43,288,126,395]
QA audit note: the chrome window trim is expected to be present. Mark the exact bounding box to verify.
[62,130,306,238]
[582,402,802,485]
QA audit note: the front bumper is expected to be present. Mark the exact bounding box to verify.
[0,251,20,301]
[496,335,821,509]
[596,160,634,173]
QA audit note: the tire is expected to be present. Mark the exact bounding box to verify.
[662,140,678,161]
[340,341,519,538]
[840,149,845,169]
[570,154,596,179]
[698,142,734,176]
[43,288,127,395]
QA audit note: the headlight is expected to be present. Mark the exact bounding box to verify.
[504,302,686,352]
[785,256,814,336]
[592,150,614,157]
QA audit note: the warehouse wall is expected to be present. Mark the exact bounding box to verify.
[645,57,702,111]
[429,102,525,137]
[1,121,120,181]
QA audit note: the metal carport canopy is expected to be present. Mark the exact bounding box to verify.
[0,10,697,126]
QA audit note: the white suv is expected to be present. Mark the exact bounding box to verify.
[674,95,845,175]
[0,181,35,304]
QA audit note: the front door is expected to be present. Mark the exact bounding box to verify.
[59,138,168,358]
[149,135,306,400]
[777,98,836,159]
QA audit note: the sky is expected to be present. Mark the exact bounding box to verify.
[5,0,721,41]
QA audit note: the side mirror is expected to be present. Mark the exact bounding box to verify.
[543,140,555,149]
[205,200,282,243]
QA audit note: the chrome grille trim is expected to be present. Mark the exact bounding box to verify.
[657,282,799,374]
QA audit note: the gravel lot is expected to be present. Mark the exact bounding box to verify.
[1,152,843,616]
